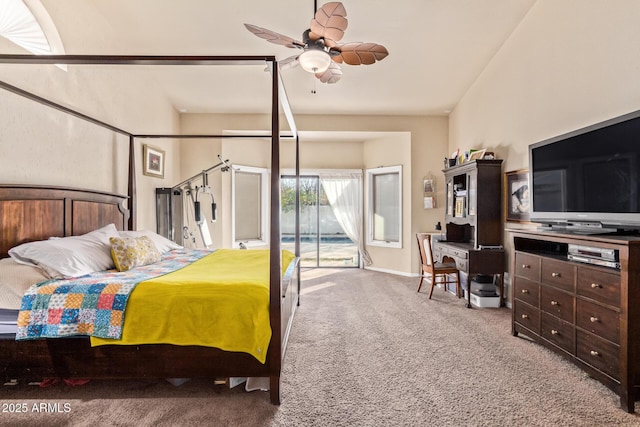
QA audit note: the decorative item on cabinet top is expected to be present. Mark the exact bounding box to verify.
[444,148,496,169]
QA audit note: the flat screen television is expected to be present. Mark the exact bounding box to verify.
[529,109,640,233]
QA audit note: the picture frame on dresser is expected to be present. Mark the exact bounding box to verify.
[505,169,530,222]
[143,144,165,178]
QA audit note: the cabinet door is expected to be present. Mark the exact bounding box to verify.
[467,171,477,216]
[446,180,454,216]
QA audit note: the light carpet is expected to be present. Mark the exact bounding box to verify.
[0,268,638,426]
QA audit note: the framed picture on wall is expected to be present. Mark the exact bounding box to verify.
[505,169,530,222]
[143,144,165,178]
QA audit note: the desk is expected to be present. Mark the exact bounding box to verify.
[432,240,505,308]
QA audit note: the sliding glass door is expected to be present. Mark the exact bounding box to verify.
[281,175,358,267]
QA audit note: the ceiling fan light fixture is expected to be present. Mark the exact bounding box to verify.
[298,49,331,73]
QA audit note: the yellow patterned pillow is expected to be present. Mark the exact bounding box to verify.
[109,236,162,272]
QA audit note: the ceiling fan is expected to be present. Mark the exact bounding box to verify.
[244,1,389,84]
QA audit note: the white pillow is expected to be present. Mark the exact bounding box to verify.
[8,224,119,278]
[117,230,183,253]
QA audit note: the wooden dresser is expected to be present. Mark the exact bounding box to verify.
[510,229,640,412]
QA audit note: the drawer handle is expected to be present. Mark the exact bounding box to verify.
[550,300,559,306]
[551,272,561,278]
[521,314,529,319]
[590,316,599,323]
[521,289,530,294]
[591,283,602,289]
[551,329,559,335]
[590,350,600,357]
[522,264,531,269]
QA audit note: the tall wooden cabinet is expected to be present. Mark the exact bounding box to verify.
[443,159,503,246]
[510,229,640,412]
[432,159,505,307]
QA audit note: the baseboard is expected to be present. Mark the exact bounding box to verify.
[363,266,415,277]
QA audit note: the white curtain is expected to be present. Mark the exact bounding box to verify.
[320,172,372,266]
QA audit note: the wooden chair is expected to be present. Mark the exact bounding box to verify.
[416,232,461,299]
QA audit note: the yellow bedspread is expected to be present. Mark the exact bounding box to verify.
[90,249,295,364]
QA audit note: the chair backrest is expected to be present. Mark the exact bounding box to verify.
[416,233,434,267]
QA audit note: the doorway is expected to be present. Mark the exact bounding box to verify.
[281,175,359,267]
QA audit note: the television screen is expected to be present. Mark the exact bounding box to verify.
[529,110,640,230]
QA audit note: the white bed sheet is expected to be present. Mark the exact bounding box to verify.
[0,257,49,311]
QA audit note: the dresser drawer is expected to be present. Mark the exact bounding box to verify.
[515,252,540,282]
[541,312,575,354]
[514,300,539,334]
[435,244,468,260]
[513,276,539,307]
[454,258,468,272]
[448,248,468,259]
[576,330,620,380]
[541,258,575,291]
[436,251,468,272]
[576,299,619,344]
[576,267,620,308]
[540,286,574,323]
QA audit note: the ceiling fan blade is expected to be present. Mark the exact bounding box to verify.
[263,54,300,72]
[333,42,389,65]
[309,2,348,47]
[244,23,304,48]
[315,62,342,84]
[278,54,300,70]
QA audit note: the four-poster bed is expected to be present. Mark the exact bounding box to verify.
[0,55,300,404]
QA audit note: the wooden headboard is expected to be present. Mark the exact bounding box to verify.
[0,185,129,257]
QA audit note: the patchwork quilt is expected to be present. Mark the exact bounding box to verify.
[16,249,211,340]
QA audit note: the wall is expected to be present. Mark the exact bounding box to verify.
[449,0,640,300]
[0,60,182,231]
[0,61,448,276]
[180,113,449,275]
[363,133,412,274]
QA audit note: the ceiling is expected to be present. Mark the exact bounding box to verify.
[8,0,537,116]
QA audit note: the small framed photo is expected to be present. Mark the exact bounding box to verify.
[423,179,434,194]
[505,169,530,222]
[143,144,165,178]
[469,148,487,161]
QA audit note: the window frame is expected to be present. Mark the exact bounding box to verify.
[231,164,269,248]
[365,165,402,248]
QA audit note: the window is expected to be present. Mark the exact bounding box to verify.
[0,0,65,56]
[366,165,402,248]
[232,165,268,248]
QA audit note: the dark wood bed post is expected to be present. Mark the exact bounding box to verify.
[269,59,282,405]
[128,135,137,231]
[295,134,301,304]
